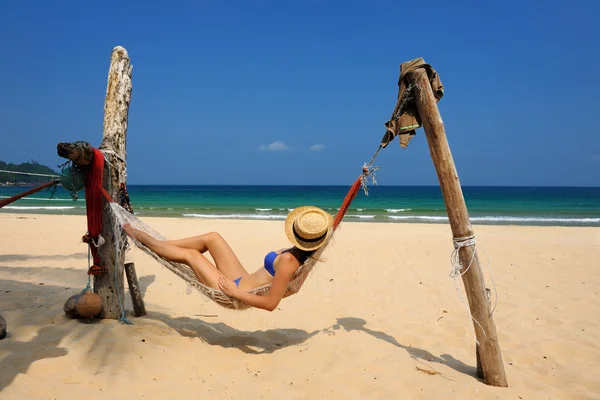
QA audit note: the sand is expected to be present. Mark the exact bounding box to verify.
[0,213,599,399]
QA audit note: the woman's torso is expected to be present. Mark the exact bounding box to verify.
[237,248,298,290]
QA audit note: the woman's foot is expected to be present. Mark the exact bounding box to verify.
[123,224,142,242]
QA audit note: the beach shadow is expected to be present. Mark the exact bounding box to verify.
[137,275,156,297]
[148,311,321,354]
[0,253,87,262]
[0,324,69,391]
[327,317,477,379]
[147,312,475,379]
[0,277,137,392]
[0,265,87,289]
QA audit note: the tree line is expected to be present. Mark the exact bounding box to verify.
[0,160,59,185]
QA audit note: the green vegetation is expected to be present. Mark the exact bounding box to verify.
[0,160,59,185]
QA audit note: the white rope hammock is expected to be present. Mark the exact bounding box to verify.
[108,202,330,310]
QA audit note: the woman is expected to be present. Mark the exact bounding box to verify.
[123,206,333,311]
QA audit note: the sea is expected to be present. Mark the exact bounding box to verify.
[1,185,599,227]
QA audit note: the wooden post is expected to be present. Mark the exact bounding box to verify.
[125,262,147,317]
[56,47,142,320]
[406,70,508,387]
[0,315,6,340]
[94,46,133,319]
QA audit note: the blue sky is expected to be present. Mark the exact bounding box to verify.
[0,0,598,186]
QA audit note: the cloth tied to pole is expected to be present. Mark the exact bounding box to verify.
[380,57,445,149]
[82,147,111,275]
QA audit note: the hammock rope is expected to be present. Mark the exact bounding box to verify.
[0,180,59,209]
[0,169,59,178]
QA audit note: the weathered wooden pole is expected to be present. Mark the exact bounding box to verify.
[56,46,146,320]
[476,288,492,379]
[94,46,133,319]
[406,70,508,387]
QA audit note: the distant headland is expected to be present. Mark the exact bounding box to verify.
[0,160,59,187]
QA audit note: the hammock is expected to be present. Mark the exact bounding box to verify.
[108,170,375,310]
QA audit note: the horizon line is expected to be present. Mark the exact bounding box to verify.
[120,183,600,188]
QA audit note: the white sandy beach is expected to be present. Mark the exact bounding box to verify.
[0,213,599,399]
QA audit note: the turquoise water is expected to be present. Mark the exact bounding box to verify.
[1,185,599,227]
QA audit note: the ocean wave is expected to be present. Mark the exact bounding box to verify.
[1,206,78,210]
[0,195,72,202]
[470,216,600,223]
[183,213,286,220]
[346,214,375,219]
[255,208,272,212]
[386,208,411,213]
[388,215,447,221]
[387,215,600,223]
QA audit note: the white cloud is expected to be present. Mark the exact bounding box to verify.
[259,141,290,151]
[309,144,325,152]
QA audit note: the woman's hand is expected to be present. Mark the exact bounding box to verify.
[218,276,239,297]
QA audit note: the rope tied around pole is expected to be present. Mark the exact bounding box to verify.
[449,235,499,345]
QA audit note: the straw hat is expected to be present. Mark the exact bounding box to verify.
[285,206,334,251]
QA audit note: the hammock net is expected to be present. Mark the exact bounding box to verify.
[107,169,375,310]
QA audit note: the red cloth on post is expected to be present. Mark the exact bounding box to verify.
[83,148,108,275]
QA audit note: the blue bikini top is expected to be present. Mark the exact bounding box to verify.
[264,248,293,277]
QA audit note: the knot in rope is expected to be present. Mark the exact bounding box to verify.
[359,165,380,196]
[450,235,477,279]
[453,235,477,249]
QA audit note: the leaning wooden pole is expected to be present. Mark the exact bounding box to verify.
[95,46,133,319]
[406,70,508,387]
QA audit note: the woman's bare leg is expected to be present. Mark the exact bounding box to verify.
[164,232,248,280]
[123,225,226,288]
[165,234,212,252]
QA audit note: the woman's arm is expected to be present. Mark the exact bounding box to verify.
[218,253,298,311]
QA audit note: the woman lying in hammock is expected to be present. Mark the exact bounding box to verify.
[122,206,333,311]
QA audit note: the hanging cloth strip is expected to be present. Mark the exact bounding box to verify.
[81,147,110,275]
